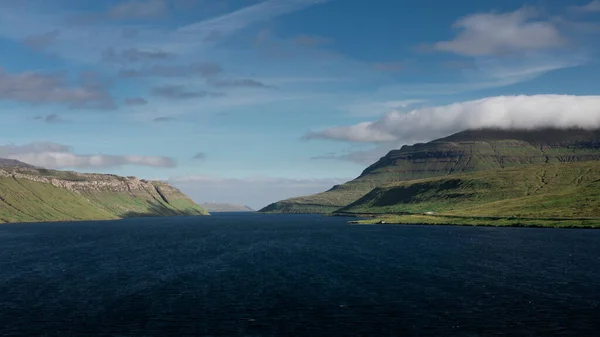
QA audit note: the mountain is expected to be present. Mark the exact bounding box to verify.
[201,203,254,212]
[339,161,600,218]
[0,163,209,224]
[0,158,34,168]
[260,128,600,214]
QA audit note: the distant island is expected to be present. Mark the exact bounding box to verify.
[261,128,600,228]
[0,160,209,224]
[201,203,254,212]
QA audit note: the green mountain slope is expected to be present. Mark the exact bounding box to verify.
[338,161,600,218]
[0,165,209,224]
[260,128,600,214]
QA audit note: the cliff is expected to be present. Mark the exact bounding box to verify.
[0,164,209,224]
[260,128,600,214]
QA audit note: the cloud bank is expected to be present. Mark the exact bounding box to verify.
[305,95,600,144]
[0,142,176,169]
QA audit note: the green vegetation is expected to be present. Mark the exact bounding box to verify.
[340,161,600,228]
[0,166,208,224]
[0,177,118,223]
[260,128,600,214]
[338,161,600,217]
[351,214,600,229]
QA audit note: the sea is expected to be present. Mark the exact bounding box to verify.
[1,213,599,336]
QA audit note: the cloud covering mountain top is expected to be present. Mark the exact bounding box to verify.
[305,95,600,144]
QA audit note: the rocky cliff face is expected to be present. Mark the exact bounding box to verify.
[260,128,600,214]
[0,165,208,224]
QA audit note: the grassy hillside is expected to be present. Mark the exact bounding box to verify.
[0,166,208,224]
[338,161,600,219]
[261,128,600,214]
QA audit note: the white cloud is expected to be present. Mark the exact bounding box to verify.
[0,142,176,169]
[169,175,350,209]
[434,7,566,56]
[305,95,600,143]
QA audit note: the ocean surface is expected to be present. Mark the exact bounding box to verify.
[1,213,599,336]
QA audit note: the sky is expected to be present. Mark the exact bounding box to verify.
[0,0,599,209]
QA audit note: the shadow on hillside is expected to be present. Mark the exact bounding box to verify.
[120,202,205,219]
[372,179,470,207]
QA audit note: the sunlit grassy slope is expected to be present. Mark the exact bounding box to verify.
[0,166,208,224]
[338,161,600,219]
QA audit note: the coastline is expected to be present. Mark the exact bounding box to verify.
[343,213,600,229]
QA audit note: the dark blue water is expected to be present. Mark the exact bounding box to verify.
[1,213,599,336]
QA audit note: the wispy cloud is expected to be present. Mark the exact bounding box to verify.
[207,78,274,89]
[305,95,600,144]
[372,61,405,72]
[124,97,148,105]
[151,85,225,99]
[119,62,223,78]
[0,142,176,169]
[341,99,424,117]
[108,0,169,20]
[178,0,331,37]
[378,52,587,98]
[23,29,60,50]
[569,1,600,14]
[305,122,397,143]
[34,114,64,124]
[153,116,176,122]
[0,69,116,109]
[311,146,394,165]
[292,34,334,47]
[102,47,173,63]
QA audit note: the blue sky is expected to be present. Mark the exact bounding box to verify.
[0,0,599,208]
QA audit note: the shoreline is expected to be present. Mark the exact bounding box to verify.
[341,213,600,229]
